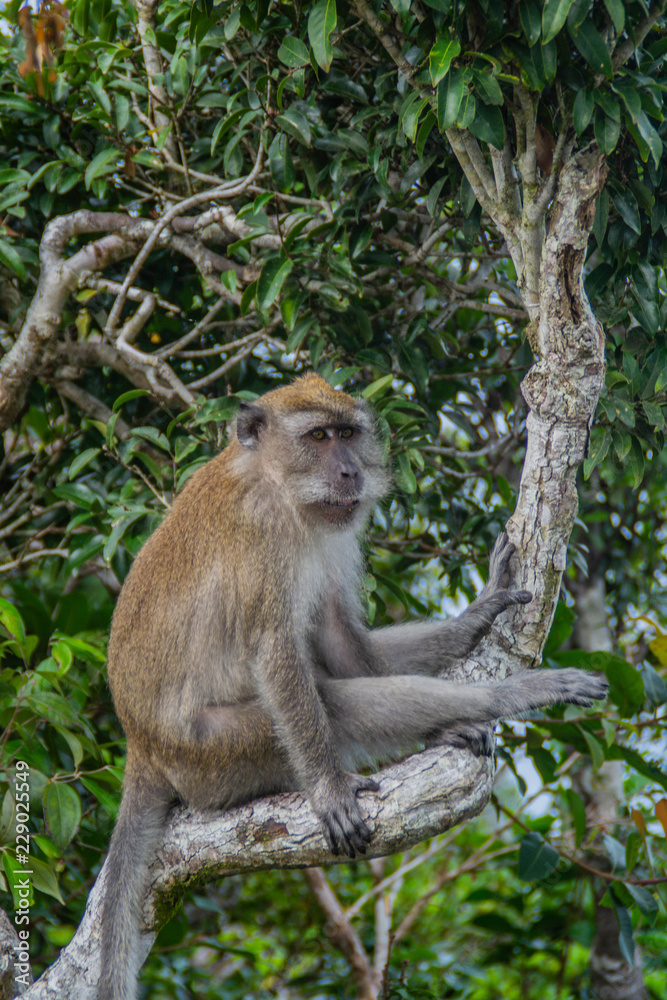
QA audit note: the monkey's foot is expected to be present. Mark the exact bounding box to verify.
[310,772,379,859]
[434,722,496,758]
[547,668,609,707]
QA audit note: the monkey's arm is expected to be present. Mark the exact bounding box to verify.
[370,534,532,676]
[254,633,378,857]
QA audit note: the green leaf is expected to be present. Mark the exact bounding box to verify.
[362,374,394,398]
[395,452,417,494]
[401,95,429,143]
[429,38,461,86]
[277,37,310,68]
[625,437,644,488]
[84,147,120,189]
[518,831,560,881]
[113,388,150,411]
[457,82,476,129]
[437,67,464,131]
[528,746,558,783]
[581,728,605,771]
[593,187,609,245]
[567,0,589,30]
[54,632,106,666]
[286,315,313,352]
[609,890,635,966]
[519,0,542,46]
[81,777,120,818]
[626,883,659,924]
[474,70,504,106]
[103,511,145,565]
[606,656,645,717]
[257,257,293,311]
[349,223,373,259]
[603,0,625,34]
[215,269,235,296]
[26,690,83,728]
[115,94,130,132]
[531,38,557,84]
[0,597,26,645]
[635,109,663,169]
[642,664,667,708]
[131,426,171,452]
[570,18,613,79]
[0,237,26,281]
[3,851,64,905]
[275,107,312,147]
[68,448,101,480]
[583,427,611,478]
[642,400,664,429]
[543,0,576,44]
[53,726,84,767]
[594,106,620,155]
[44,784,82,853]
[308,0,337,73]
[614,85,641,124]
[613,188,641,234]
[468,103,505,150]
[566,789,587,846]
[603,833,626,871]
[573,88,594,134]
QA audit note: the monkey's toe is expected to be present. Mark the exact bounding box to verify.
[322,811,372,858]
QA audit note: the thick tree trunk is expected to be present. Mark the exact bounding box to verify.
[469,148,608,681]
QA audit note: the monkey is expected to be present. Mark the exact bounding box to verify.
[99,373,608,1000]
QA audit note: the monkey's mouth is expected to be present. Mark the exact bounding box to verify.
[324,498,359,509]
[319,497,361,523]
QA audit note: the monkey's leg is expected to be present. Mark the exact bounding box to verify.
[319,668,608,762]
[161,702,299,811]
[162,702,379,858]
[370,534,532,676]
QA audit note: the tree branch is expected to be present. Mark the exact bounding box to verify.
[612,0,667,69]
[20,746,492,999]
[105,138,265,332]
[305,867,375,1000]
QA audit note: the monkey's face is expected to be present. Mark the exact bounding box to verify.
[234,376,391,531]
[276,416,389,529]
[299,423,369,526]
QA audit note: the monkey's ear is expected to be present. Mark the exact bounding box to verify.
[236,402,266,449]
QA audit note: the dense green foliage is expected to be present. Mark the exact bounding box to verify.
[0,0,666,995]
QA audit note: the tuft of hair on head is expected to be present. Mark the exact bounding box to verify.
[261,374,355,414]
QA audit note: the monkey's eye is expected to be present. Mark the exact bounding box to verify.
[339,427,354,439]
[310,428,327,441]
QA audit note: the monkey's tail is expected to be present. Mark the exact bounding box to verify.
[99,752,173,1000]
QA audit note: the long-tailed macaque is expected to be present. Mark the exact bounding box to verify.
[99,374,608,999]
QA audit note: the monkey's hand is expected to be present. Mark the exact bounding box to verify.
[310,772,380,859]
[480,532,532,612]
